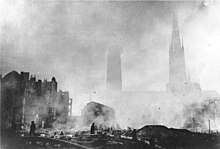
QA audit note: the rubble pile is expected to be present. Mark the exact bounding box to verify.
[1,124,220,149]
[137,125,220,149]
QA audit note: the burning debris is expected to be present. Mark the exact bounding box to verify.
[2,121,220,149]
[1,95,220,148]
[1,71,220,149]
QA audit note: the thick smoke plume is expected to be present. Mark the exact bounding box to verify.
[1,1,220,130]
[182,98,220,132]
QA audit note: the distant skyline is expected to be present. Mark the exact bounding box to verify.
[1,1,220,115]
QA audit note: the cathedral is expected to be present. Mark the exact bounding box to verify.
[105,14,220,130]
[166,13,201,95]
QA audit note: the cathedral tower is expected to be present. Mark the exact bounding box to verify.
[166,13,202,95]
[168,13,187,87]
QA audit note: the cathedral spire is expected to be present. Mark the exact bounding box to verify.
[170,12,181,53]
[168,12,187,85]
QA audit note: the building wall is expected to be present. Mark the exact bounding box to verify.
[1,71,72,128]
[81,101,116,128]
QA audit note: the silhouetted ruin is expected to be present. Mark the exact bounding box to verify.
[1,1,220,149]
[1,71,72,129]
[81,101,116,128]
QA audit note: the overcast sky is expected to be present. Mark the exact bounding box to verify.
[1,0,220,115]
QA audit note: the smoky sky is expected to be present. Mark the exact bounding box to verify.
[1,0,220,115]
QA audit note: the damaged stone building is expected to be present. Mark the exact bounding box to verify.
[81,101,116,128]
[1,71,72,128]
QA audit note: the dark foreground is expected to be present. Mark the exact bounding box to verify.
[1,125,220,149]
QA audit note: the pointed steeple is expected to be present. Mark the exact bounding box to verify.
[170,12,182,54]
[168,12,187,85]
[172,12,180,35]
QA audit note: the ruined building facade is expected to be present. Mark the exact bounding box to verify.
[81,101,116,128]
[1,71,72,128]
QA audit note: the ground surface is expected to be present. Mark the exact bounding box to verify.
[1,127,220,149]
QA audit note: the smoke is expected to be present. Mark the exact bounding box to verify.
[182,98,220,132]
[2,1,220,131]
[50,101,117,133]
[81,101,116,128]
[109,1,220,130]
[183,103,207,131]
[180,2,220,131]
[183,1,220,92]
[105,90,194,129]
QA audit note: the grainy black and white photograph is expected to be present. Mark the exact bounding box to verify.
[1,0,220,148]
